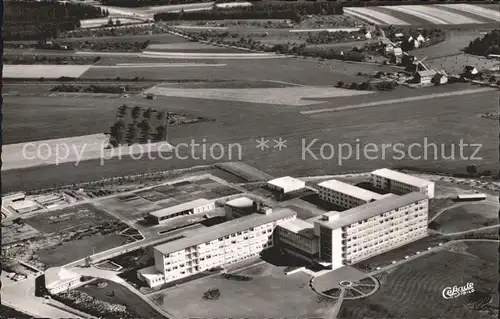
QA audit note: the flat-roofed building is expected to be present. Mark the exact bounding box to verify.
[317,179,387,209]
[45,267,81,295]
[224,196,256,219]
[314,192,428,269]
[371,168,435,198]
[277,219,319,261]
[267,176,305,195]
[137,265,165,288]
[141,208,297,286]
[9,199,39,214]
[147,198,215,224]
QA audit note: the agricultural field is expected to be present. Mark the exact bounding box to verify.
[429,203,499,234]
[2,221,41,246]
[340,241,499,319]
[2,133,174,171]
[2,204,133,269]
[145,42,247,53]
[3,65,91,79]
[92,176,239,227]
[24,203,116,234]
[144,84,374,106]
[343,4,500,26]
[2,85,498,193]
[149,262,332,318]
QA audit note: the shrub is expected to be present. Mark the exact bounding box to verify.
[336,81,345,88]
[349,82,359,90]
[202,288,220,301]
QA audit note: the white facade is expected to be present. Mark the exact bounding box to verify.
[315,192,429,269]
[317,179,386,209]
[224,196,255,220]
[142,209,297,286]
[267,176,305,194]
[148,198,215,224]
[45,267,81,295]
[371,168,435,199]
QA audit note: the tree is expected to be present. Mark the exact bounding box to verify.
[336,81,344,88]
[117,104,128,118]
[107,18,114,26]
[139,120,151,143]
[349,82,359,90]
[127,124,140,144]
[131,106,142,120]
[110,119,126,145]
[155,125,167,142]
[466,164,478,176]
[115,19,121,26]
[359,81,372,90]
[143,108,153,120]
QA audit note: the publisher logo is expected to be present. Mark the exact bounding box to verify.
[442,282,475,299]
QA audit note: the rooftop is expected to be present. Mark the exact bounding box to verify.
[318,179,386,201]
[149,198,213,218]
[416,70,437,77]
[155,208,297,255]
[267,176,305,190]
[9,199,38,211]
[45,267,80,289]
[371,168,433,188]
[317,192,428,230]
[278,219,315,239]
[225,196,254,208]
[138,265,165,280]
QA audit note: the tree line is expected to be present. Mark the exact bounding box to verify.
[154,1,343,22]
[465,30,500,56]
[4,1,108,40]
[109,105,169,147]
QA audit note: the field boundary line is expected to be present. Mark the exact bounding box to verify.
[301,87,496,115]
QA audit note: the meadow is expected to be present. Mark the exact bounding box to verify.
[339,241,499,319]
[2,86,497,192]
[150,262,331,318]
[429,203,499,233]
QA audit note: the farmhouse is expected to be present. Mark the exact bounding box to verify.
[371,168,435,198]
[414,70,437,84]
[266,176,305,195]
[146,198,216,224]
[44,267,81,294]
[317,179,389,209]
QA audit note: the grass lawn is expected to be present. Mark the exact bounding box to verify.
[77,280,164,319]
[24,204,116,234]
[355,234,448,270]
[0,305,32,318]
[340,241,499,319]
[428,197,457,221]
[429,203,499,233]
[38,233,131,268]
[150,262,333,318]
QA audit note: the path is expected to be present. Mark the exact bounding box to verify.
[429,198,499,223]
[300,87,496,115]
